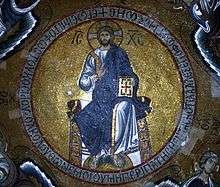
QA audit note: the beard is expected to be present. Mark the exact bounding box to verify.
[99,39,111,46]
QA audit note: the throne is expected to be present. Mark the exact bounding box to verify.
[66,78,153,168]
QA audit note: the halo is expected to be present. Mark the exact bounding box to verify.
[87,20,123,50]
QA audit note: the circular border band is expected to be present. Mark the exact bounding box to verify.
[19,6,196,184]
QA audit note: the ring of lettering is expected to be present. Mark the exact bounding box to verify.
[19,7,196,184]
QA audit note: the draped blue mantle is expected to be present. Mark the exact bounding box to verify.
[74,44,149,156]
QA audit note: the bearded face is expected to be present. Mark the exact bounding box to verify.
[98,30,112,47]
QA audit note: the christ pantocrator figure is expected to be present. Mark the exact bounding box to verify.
[73,21,152,167]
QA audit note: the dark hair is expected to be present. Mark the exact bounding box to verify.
[199,151,219,168]
[97,26,114,39]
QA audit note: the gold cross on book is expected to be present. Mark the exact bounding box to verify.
[118,77,134,97]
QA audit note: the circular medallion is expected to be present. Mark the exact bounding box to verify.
[19,7,196,184]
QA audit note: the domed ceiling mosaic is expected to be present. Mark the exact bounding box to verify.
[0,0,219,186]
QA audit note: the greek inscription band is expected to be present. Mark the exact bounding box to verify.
[19,6,196,184]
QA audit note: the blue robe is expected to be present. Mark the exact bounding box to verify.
[74,44,149,156]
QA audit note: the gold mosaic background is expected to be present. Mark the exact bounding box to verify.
[0,0,219,186]
[32,20,182,161]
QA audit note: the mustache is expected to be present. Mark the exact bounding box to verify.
[98,38,111,42]
[99,39,111,46]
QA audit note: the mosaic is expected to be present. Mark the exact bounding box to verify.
[18,6,197,184]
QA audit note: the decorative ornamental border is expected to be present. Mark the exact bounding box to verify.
[19,6,196,184]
